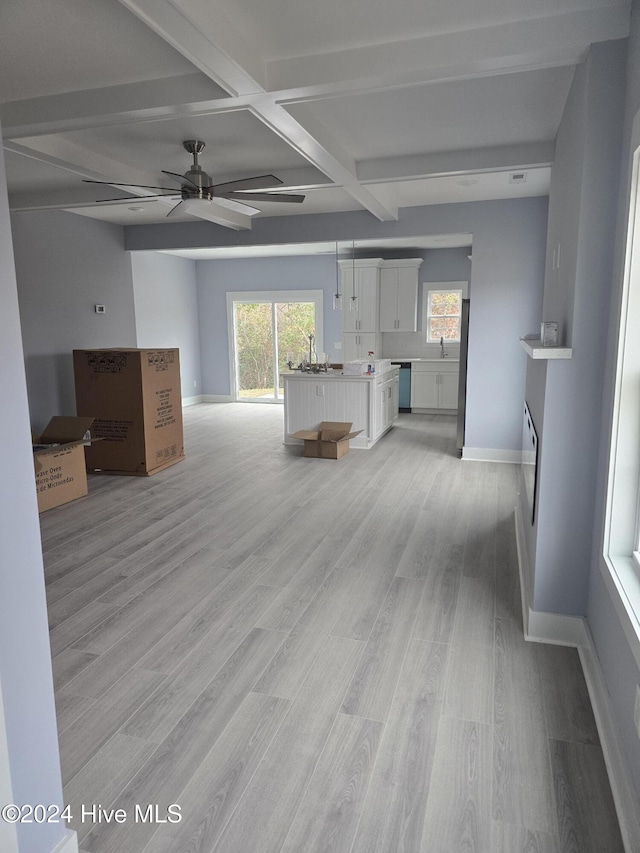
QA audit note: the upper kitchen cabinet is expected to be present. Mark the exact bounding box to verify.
[379,259,423,332]
[338,259,383,333]
[342,332,382,362]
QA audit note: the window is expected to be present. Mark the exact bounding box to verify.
[425,287,463,342]
[603,130,640,656]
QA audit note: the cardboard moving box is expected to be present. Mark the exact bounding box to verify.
[33,416,95,512]
[289,421,363,459]
[73,348,184,476]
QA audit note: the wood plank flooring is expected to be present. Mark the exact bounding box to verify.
[39,403,624,853]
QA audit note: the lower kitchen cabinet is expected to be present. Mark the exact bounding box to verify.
[282,367,399,449]
[411,361,459,412]
[372,370,399,438]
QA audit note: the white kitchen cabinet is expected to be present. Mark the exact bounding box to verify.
[342,332,381,363]
[386,371,400,427]
[282,366,399,449]
[338,259,382,333]
[372,370,400,439]
[411,370,439,408]
[379,259,422,332]
[411,361,459,411]
[439,371,459,409]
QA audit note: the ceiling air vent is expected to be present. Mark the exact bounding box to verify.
[509,172,527,185]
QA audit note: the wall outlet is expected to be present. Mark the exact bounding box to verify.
[634,685,640,739]
[193,380,197,389]
[335,341,342,350]
[95,304,105,314]
[316,385,324,396]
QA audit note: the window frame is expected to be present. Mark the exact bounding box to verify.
[422,281,468,344]
[602,119,640,667]
[226,289,324,404]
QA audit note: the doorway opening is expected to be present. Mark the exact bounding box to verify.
[227,290,323,402]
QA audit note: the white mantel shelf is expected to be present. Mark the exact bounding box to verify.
[520,338,573,360]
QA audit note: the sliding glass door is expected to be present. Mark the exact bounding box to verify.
[229,290,323,402]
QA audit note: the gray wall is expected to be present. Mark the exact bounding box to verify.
[464,200,546,453]
[520,40,627,617]
[131,252,202,397]
[11,209,136,432]
[197,254,343,397]
[0,127,67,853]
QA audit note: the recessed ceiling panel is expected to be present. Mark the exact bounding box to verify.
[4,151,78,194]
[287,67,574,161]
[64,110,319,182]
[252,186,360,217]
[366,168,550,208]
[0,0,200,102]
[207,0,623,60]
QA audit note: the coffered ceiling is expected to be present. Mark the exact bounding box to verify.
[0,0,631,232]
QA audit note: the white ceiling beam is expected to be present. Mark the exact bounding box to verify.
[251,101,397,220]
[0,75,231,140]
[357,142,555,183]
[117,0,266,96]
[4,139,166,188]
[267,6,629,91]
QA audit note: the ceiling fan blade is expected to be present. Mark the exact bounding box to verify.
[161,170,199,190]
[211,174,283,193]
[166,200,187,218]
[166,196,259,217]
[82,179,175,192]
[166,197,253,230]
[206,195,261,216]
[95,193,180,203]
[221,191,305,204]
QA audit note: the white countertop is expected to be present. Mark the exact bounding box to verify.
[281,366,398,380]
[387,357,460,363]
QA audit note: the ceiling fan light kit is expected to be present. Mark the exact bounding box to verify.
[83,139,304,229]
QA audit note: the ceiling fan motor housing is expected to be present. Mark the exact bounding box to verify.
[182,140,212,198]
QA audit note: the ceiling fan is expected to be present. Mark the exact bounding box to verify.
[83,139,304,229]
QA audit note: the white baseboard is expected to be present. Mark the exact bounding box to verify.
[514,507,640,852]
[202,394,233,403]
[182,395,203,407]
[462,447,522,464]
[525,609,587,646]
[52,829,79,853]
[579,628,640,853]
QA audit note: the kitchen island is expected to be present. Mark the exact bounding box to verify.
[282,366,399,449]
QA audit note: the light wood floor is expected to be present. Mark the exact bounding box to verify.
[41,404,623,853]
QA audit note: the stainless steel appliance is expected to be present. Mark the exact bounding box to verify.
[456,299,470,455]
[391,362,412,411]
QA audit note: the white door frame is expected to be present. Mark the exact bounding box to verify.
[226,290,324,402]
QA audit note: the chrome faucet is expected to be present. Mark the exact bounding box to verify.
[440,336,448,358]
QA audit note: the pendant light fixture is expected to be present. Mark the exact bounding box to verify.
[350,239,358,311]
[333,241,342,310]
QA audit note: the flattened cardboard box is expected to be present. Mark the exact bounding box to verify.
[73,348,184,476]
[289,421,363,459]
[33,416,95,512]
